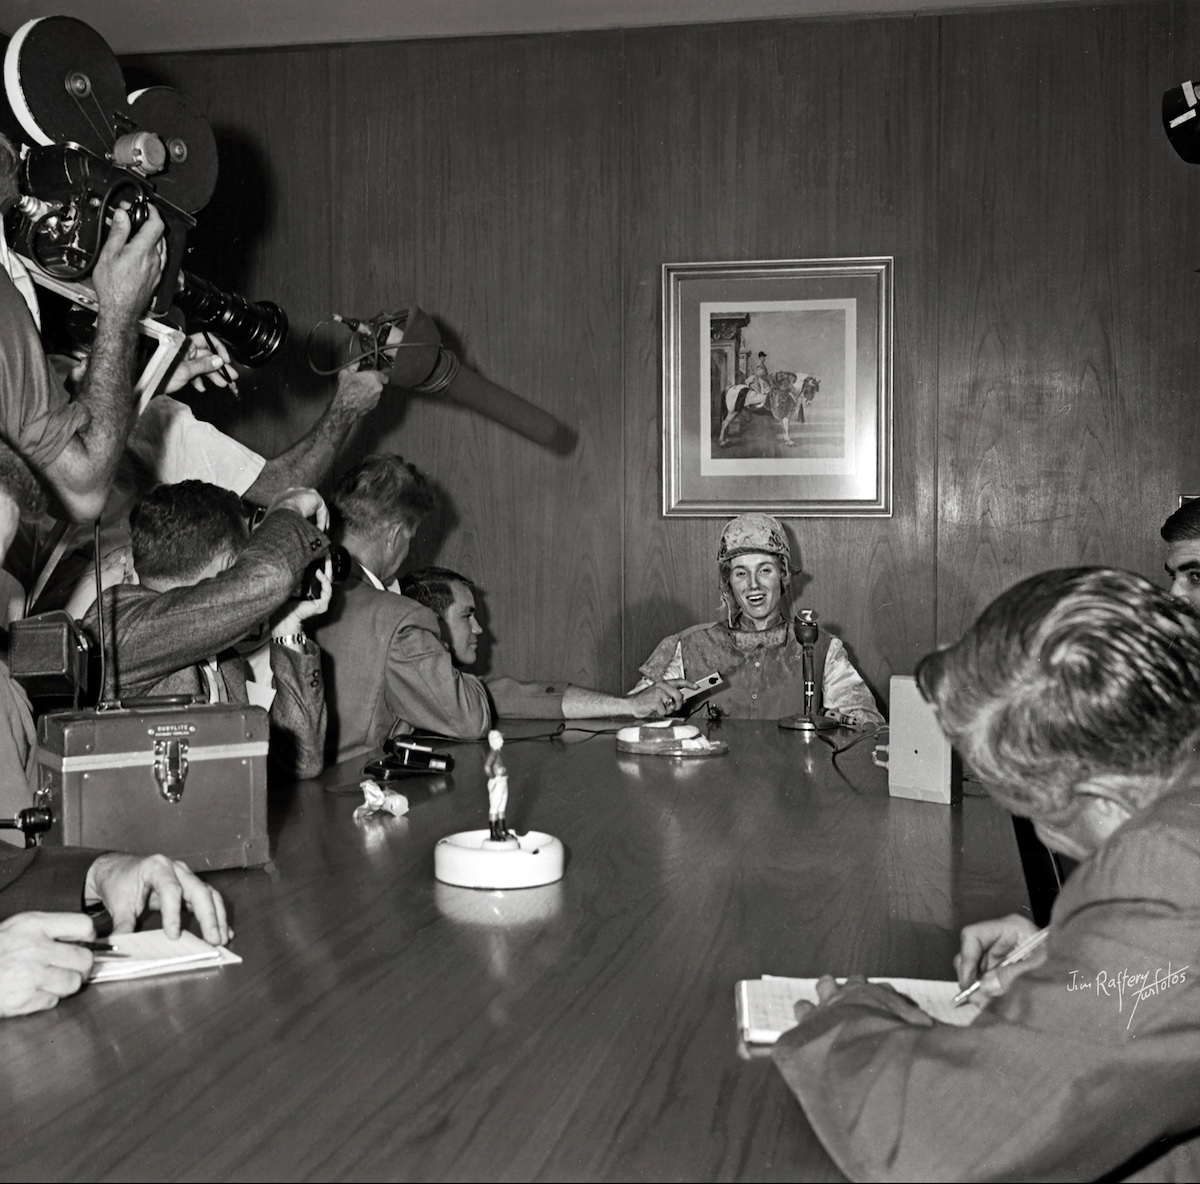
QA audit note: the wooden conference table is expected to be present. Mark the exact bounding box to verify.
[0,719,1029,1182]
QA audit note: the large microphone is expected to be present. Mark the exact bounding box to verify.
[323,306,575,454]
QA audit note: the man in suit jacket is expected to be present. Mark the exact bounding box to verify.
[310,454,492,764]
[399,566,691,721]
[773,568,1200,1180]
[0,844,229,1017]
[83,481,331,778]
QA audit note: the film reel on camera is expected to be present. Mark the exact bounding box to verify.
[5,16,218,214]
[3,16,287,367]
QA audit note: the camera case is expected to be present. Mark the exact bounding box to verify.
[35,698,270,870]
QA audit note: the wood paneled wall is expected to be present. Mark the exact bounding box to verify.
[131,1,1200,704]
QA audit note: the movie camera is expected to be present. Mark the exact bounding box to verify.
[2,16,286,367]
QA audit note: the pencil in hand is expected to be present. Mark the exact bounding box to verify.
[953,927,1048,1005]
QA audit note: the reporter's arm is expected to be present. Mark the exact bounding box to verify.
[560,680,696,719]
[265,562,331,779]
[42,208,166,520]
[0,847,101,921]
[84,508,328,696]
[243,369,387,504]
[385,610,491,741]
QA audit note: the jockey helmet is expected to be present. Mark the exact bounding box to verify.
[716,514,792,571]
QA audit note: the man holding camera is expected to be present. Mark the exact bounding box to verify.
[82,481,332,778]
[0,134,168,525]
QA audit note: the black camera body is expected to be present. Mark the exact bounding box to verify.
[298,544,352,601]
[9,611,92,703]
[12,142,193,316]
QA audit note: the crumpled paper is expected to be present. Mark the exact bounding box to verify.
[353,779,410,821]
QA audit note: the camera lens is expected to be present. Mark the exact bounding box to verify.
[299,544,353,600]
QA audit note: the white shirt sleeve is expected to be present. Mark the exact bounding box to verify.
[126,396,266,495]
[629,640,685,694]
[822,636,885,728]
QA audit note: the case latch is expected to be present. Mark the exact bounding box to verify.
[153,737,189,802]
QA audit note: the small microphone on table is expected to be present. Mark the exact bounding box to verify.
[779,609,839,735]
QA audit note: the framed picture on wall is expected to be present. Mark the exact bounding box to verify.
[662,257,892,517]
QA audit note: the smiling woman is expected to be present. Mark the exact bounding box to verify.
[632,514,883,726]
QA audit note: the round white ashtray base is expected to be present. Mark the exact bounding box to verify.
[434,829,565,889]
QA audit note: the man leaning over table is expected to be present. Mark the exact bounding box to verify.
[0,844,229,1018]
[632,513,883,726]
[774,568,1200,1181]
[399,565,692,722]
[311,454,695,765]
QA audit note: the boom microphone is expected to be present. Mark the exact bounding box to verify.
[317,306,575,453]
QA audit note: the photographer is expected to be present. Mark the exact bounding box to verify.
[47,364,388,618]
[81,480,332,778]
[0,133,167,524]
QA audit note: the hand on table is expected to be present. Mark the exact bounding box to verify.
[792,974,933,1027]
[84,853,231,946]
[626,678,696,718]
[954,913,1044,1000]
[0,912,95,1016]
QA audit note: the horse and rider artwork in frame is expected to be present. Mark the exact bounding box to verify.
[662,258,893,517]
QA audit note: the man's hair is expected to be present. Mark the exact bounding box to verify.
[130,480,248,582]
[331,454,436,536]
[1161,498,1200,544]
[915,567,1200,823]
[400,567,474,618]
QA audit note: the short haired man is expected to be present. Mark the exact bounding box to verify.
[83,481,332,778]
[310,455,495,762]
[0,845,230,1017]
[773,568,1200,1180]
[634,514,883,725]
[400,567,691,721]
[1161,496,1200,611]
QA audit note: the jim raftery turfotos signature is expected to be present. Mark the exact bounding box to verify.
[1067,965,1189,1028]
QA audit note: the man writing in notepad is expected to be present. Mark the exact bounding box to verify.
[0,846,229,1017]
[773,568,1200,1181]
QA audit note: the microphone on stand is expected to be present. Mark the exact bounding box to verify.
[779,609,840,734]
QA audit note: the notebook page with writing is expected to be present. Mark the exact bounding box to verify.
[88,930,242,983]
[737,975,983,1044]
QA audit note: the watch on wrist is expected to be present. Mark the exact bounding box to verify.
[272,632,307,649]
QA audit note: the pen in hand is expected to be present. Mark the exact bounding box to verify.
[55,939,128,957]
[953,927,1048,1005]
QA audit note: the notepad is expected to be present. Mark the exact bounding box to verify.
[88,929,242,983]
[736,974,983,1044]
